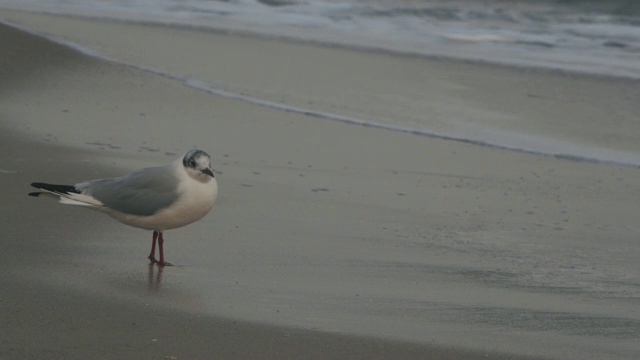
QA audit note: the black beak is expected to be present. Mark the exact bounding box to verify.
[202,167,215,178]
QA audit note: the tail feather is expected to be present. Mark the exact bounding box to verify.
[29,182,104,208]
[59,196,101,207]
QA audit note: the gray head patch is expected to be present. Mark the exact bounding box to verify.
[183,149,210,169]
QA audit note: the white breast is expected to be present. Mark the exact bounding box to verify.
[107,177,218,231]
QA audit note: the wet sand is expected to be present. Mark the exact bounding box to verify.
[1,10,639,360]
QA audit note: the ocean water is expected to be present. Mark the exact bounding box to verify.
[1,0,640,166]
[5,0,640,78]
[2,0,639,78]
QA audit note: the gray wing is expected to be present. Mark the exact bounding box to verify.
[82,166,181,216]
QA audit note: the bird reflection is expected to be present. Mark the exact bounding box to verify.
[147,263,164,292]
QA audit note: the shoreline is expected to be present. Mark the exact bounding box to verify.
[3,9,640,169]
[1,12,639,360]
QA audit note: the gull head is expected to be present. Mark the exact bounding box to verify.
[183,149,215,182]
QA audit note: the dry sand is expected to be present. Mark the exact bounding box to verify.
[1,10,639,360]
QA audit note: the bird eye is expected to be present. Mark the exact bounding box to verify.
[189,159,196,167]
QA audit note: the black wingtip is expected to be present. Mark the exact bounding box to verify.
[30,182,79,194]
[28,192,42,197]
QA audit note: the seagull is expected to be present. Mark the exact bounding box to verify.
[28,149,218,266]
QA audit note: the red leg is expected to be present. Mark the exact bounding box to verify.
[148,231,159,264]
[157,232,172,266]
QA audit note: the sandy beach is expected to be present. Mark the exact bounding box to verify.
[1,9,639,360]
